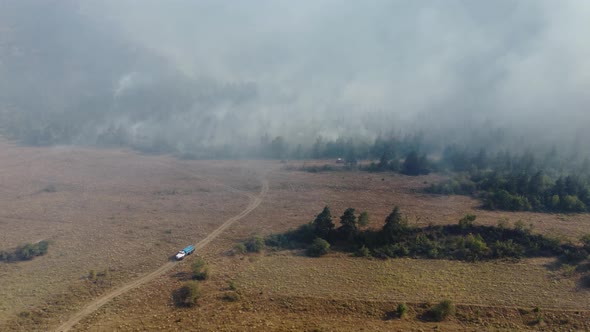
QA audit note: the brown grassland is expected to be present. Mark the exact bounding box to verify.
[1,139,590,331]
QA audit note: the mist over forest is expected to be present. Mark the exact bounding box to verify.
[1,0,589,160]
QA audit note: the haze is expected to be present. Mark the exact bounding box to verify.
[1,0,589,155]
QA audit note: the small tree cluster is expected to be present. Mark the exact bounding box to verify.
[0,241,49,262]
[265,207,586,263]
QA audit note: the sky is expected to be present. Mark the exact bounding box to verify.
[1,0,589,153]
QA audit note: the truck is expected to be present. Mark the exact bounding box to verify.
[175,245,195,260]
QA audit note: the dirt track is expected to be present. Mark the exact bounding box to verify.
[54,178,269,332]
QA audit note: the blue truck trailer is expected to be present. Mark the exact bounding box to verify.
[175,245,195,260]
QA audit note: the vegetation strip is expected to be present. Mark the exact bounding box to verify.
[266,206,588,261]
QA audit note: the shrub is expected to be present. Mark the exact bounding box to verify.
[14,241,49,261]
[0,250,14,262]
[358,211,370,227]
[492,240,524,259]
[173,281,201,307]
[562,195,586,212]
[354,245,370,257]
[306,238,330,257]
[233,243,247,254]
[456,234,490,261]
[514,220,528,233]
[458,214,476,229]
[396,303,408,318]
[191,258,209,280]
[374,243,410,258]
[428,299,455,322]
[497,217,510,229]
[245,236,265,253]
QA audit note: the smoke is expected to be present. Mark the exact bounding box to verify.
[1,0,589,154]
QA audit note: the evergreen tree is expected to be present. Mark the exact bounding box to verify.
[382,206,408,242]
[401,151,429,175]
[338,208,358,241]
[312,206,334,239]
[402,151,420,175]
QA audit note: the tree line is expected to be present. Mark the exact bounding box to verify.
[427,147,590,213]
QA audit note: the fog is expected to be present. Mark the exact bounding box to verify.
[1,0,589,156]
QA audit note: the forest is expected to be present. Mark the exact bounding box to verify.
[427,146,590,213]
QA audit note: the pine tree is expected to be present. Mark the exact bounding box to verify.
[382,206,408,242]
[312,206,334,239]
[338,208,358,241]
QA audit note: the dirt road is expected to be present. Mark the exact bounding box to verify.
[54,178,269,332]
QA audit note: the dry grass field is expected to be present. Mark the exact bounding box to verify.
[1,144,590,331]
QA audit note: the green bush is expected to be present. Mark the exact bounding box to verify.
[306,238,330,257]
[233,243,247,254]
[245,236,265,253]
[428,299,455,321]
[358,211,370,227]
[173,281,201,307]
[396,303,408,318]
[354,245,370,257]
[191,258,209,280]
[492,240,524,259]
[458,214,476,229]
